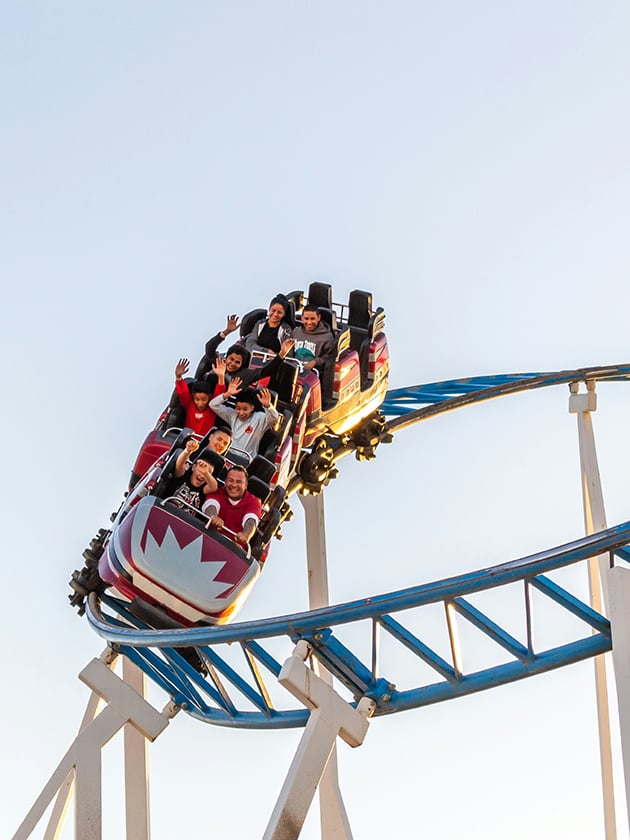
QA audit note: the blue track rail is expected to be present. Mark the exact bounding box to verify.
[381,364,630,429]
[85,364,630,729]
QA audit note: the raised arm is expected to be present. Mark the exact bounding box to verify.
[209,375,243,421]
[257,388,280,427]
[195,315,241,379]
[240,338,296,387]
[175,358,193,408]
[174,438,199,478]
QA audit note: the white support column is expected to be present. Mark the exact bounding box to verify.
[43,671,108,840]
[75,658,174,840]
[569,380,616,840]
[264,642,375,840]
[606,566,630,835]
[300,492,354,838]
[122,657,152,840]
[12,653,177,840]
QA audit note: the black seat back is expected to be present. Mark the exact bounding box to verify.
[308,281,332,310]
[317,307,338,334]
[267,359,300,404]
[248,454,277,484]
[348,289,373,329]
[247,475,271,505]
[258,408,293,461]
[320,328,351,407]
[347,307,385,388]
[240,308,266,341]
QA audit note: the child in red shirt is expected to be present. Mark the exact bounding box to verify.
[174,358,226,436]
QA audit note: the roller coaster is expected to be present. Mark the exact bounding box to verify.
[11,359,630,840]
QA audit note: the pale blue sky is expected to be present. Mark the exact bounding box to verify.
[3,3,630,838]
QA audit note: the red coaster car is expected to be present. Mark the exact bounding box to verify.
[70,283,391,627]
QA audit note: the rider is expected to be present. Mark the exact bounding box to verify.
[174,358,226,435]
[290,304,334,372]
[209,380,280,458]
[243,294,293,356]
[202,465,262,546]
[162,439,221,510]
[194,314,246,380]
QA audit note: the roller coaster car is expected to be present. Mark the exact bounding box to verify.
[98,466,262,626]
[71,283,390,627]
[128,285,390,489]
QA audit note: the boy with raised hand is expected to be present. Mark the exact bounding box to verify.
[162,438,221,510]
[209,378,279,458]
[174,358,226,435]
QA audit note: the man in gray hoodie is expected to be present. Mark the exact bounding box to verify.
[291,305,335,372]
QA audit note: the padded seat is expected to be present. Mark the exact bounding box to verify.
[248,454,277,484]
[307,281,332,310]
[347,300,386,390]
[268,359,300,404]
[258,407,294,462]
[320,328,351,407]
[348,289,373,329]
[239,308,267,341]
[247,475,271,505]
[317,307,338,334]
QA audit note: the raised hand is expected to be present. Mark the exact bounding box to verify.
[225,314,240,334]
[227,375,243,395]
[258,387,272,408]
[212,357,227,381]
[175,358,190,379]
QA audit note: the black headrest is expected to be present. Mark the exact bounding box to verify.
[308,281,332,310]
[248,454,277,483]
[268,359,299,403]
[247,475,271,503]
[348,290,373,329]
[317,307,337,332]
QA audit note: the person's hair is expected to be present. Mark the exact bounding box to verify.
[195,448,222,469]
[226,464,248,477]
[225,344,250,367]
[269,294,289,317]
[234,389,256,406]
[190,380,212,396]
[302,304,319,315]
[209,425,232,439]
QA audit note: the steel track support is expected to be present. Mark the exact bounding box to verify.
[569,381,617,839]
[11,649,177,840]
[42,673,106,840]
[300,492,354,839]
[122,657,152,840]
[264,641,375,840]
[606,566,630,836]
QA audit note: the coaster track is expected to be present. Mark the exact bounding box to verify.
[85,363,630,729]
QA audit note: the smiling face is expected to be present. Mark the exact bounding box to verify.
[190,459,212,486]
[267,302,286,328]
[224,468,248,500]
[235,399,255,421]
[225,352,244,373]
[208,429,232,454]
[301,310,321,332]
